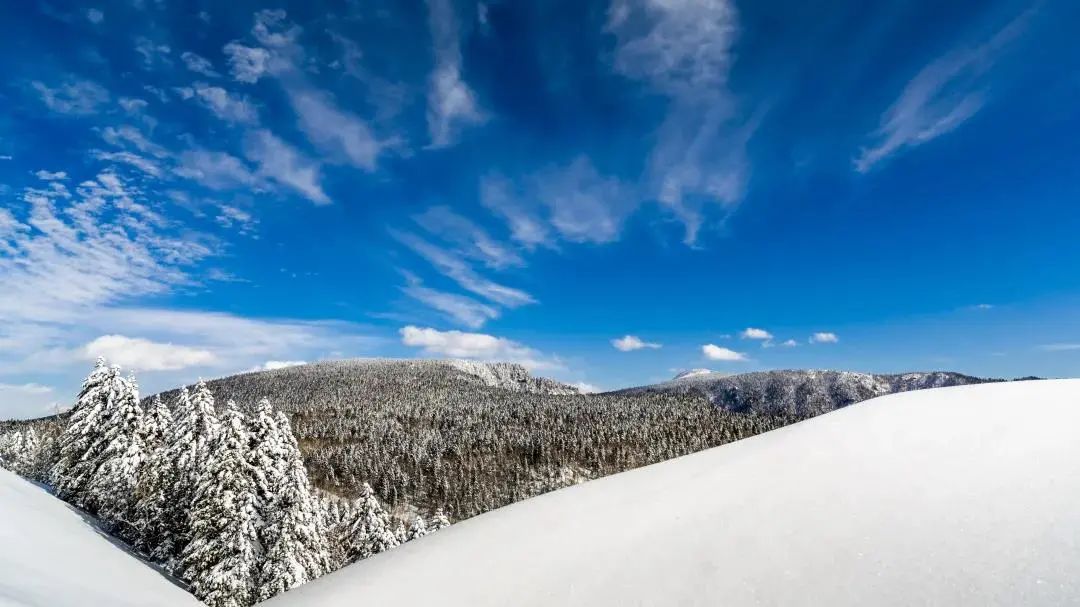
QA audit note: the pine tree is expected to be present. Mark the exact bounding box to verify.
[133,395,175,555]
[180,401,262,607]
[52,359,122,509]
[87,373,147,539]
[169,382,221,555]
[257,410,334,601]
[429,508,451,532]
[406,514,428,541]
[343,482,399,562]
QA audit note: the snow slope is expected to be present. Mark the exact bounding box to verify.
[0,469,201,607]
[266,380,1080,606]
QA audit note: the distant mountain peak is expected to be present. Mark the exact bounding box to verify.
[672,369,715,380]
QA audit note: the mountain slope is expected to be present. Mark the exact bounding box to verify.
[148,359,791,520]
[0,468,201,607]
[614,369,991,415]
[265,380,1080,606]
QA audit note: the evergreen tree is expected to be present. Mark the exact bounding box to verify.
[52,359,122,509]
[133,395,175,555]
[180,401,262,607]
[87,374,147,539]
[430,508,451,532]
[406,514,429,541]
[167,381,221,557]
[257,410,333,601]
[343,482,399,562]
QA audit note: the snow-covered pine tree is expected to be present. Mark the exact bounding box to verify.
[133,394,175,555]
[406,514,428,541]
[51,358,119,508]
[88,373,148,540]
[429,508,451,532]
[0,429,26,472]
[394,521,407,544]
[256,410,334,601]
[343,482,400,562]
[170,382,221,553]
[245,399,288,513]
[180,401,262,607]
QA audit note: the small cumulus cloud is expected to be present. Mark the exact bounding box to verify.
[740,327,773,340]
[702,344,747,362]
[611,335,661,352]
[809,332,839,344]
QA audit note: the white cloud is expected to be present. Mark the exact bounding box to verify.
[480,174,552,249]
[82,335,215,371]
[607,0,750,244]
[191,83,259,124]
[413,206,524,270]
[571,381,600,394]
[175,149,261,190]
[1038,344,1080,352]
[92,151,162,177]
[32,79,110,115]
[0,383,61,420]
[181,51,220,77]
[612,335,661,351]
[243,129,329,204]
[393,231,535,308]
[288,88,383,171]
[256,360,306,371]
[740,327,773,340]
[702,343,747,361]
[85,8,104,24]
[536,157,633,244]
[854,10,1032,172]
[479,158,633,247]
[224,42,272,83]
[100,126,169,158]
[134,37,172,68]
[425,0,485,147]
[401,274,500,329]
[780,339,798,348]
[0,172,211,327]
[400,326,559,370]
[34,170,68,181]
[809,332,839,344]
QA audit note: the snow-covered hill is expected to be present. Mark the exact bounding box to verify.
[0,468,200,607]
[615,369,991,415]
[265,380,1080,606]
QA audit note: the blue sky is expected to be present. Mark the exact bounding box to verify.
[1,0,1079,417]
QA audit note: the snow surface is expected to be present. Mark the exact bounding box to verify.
[0,469,201,607]
[267,380,1080,606]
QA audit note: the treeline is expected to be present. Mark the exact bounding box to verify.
[0,360,448,607]
[152,360,804,520]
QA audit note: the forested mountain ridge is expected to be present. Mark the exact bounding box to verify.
[613,369,997,415]
[142,358,792,522]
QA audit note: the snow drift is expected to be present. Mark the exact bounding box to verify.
[266,380,1080,606]
[0,468,201,607]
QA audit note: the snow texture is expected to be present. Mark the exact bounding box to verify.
[266,380,1080,606]
[0,468,201,607]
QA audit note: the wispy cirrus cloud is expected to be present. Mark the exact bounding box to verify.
[854,9,1034,172]
[243,129,330,204]
[607,0,752,244]
[31,78,110,115]
[425,0,485,147]
[392,230,535,308]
